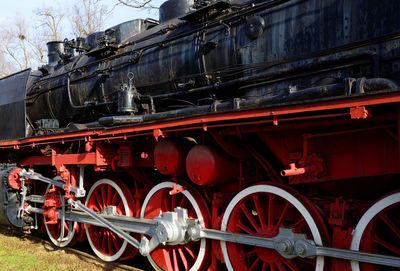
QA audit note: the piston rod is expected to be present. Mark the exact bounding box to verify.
[68,199,140,248]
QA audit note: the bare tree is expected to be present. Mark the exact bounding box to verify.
[116,0,158,9]
[35,7,66,41]
[70,0,109,37]
[0,18,35,71]
[0,51,16,77]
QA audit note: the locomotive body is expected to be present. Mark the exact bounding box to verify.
[0,0,399,270]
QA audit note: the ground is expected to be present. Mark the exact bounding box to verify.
[0,226,141,271]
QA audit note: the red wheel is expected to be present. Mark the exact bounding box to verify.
[85,178,136,261]
[44,186,77,247]
[221,184,327,271]
[351,192,400,271]
[140,182,210,271]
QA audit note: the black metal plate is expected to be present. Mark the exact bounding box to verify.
[0,69,31,141]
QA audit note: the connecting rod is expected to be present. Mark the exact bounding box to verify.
[64,201,400,268]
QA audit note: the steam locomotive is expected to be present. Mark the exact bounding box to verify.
[0,0,399,270]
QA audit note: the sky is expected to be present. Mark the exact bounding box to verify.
[0,0,164,38]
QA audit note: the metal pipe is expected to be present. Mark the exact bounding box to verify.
[281,163,307,176]
[67,73,88,109]
[152,51,378,100]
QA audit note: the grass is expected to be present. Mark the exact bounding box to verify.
[0,226,140,271]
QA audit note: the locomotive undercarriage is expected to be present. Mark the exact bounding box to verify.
[0,92,400,271]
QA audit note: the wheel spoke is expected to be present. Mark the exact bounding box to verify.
[162,248,174,271]
[162,195,170,211]
[248,257,260,271]
[274,201,290,231]
[381,213,400,240]
[106,184,112,205]
[171,194,176,210]
[298,257,316,267]
[101,231,107,253]
[111,232,120,252]
[276,261,287,271]
[373,235,400,255]
[237,221,256,234]
[179,196,187,207]
[282,258,300,271]
[107,231,113,254]
[267,194,275,230]
[252,194,266,229]
[117,201,124,215]
[64,222,69,233]
[242,249,256,258]
[94,191,103,209]
[262,262,268,271]
[240,203,260,232]
[172,249,179,270]
[178,247,189,270]
[291,217,306,232]
[100,185,107,206]
[184,245,196,260]
[111,191,119,206]
[91,205,101,213]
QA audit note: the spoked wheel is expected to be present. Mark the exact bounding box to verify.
[350,192,400,271]
[85,178,136,261]
[44,185,77,247]
[140,182,211,271]
[221,184,328,271]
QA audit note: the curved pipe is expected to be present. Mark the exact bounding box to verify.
[67,73,87,109]
[363,78,398,91]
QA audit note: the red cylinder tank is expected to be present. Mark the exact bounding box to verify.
[154,138,191,176]
[186,145,239,186]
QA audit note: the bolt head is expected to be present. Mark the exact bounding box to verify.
[277,241,289,252]
[295,244,306,256]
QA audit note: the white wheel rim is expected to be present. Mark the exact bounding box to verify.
[350,192,400,271]
[220,184,325,271]
[140,181,207,271]
[84,178,130,262]
[44,185,77,248]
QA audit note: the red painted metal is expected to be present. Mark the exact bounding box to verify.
[8,168,23,190]
[169,184,185,195]
[1,91,400,149]
[350,106,370,119]
[20,156,52,166]
[43,186,62,225]
[1,78,400,269]
[280,163,306,176]
[154,139,191,176]
[186,145,239,186]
